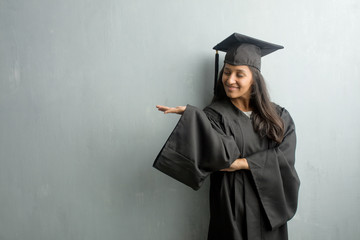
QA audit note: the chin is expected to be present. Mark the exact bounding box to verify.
[225,92,238,99]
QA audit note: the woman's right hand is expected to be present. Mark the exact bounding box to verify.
[156,105,186,115]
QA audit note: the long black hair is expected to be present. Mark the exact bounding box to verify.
[212,66,284,143]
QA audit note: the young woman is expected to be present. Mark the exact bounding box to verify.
[153,33,300,240]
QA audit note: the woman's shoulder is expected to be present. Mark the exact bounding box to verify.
[272,102,285,115]
[272,102,295,127]
[203,99,236,118]
[272,102,289,114]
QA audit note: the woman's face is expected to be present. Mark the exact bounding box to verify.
[222,63,253,100]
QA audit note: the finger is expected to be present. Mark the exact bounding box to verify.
[156,105,170,112]
[156,106,167,111]
[156,105,169,109]
[221,168,235,172]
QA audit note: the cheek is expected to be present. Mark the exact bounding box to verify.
[221,75,226,84]
[235,79,248,88]
[242,78,253,89]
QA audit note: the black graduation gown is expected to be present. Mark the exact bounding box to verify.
[153,99,300,240]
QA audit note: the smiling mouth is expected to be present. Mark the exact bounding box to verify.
[225,85,239,90]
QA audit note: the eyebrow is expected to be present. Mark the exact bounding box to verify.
[224,67,246,73]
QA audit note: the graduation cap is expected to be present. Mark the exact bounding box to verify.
[212,33,284,92]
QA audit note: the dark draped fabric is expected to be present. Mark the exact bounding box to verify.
[153,99,300,240]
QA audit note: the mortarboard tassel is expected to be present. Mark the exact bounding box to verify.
[214,50,219,94]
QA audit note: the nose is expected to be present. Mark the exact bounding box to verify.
[227,73,236,84]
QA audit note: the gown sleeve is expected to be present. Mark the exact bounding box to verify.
[153,104,241,190]
[246,108,300,230]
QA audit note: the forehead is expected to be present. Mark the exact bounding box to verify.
[224,63,250,72]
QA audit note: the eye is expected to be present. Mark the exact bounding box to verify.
[236,73,244,78]
[223,71,231,76]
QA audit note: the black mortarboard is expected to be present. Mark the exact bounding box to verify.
[212,33,284,92]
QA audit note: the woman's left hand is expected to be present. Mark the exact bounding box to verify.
[220,158,249,172]
[156,105,186,115]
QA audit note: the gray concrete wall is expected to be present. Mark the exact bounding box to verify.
[1,0,359,239]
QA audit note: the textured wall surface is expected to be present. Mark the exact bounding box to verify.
[1,0,359,239]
